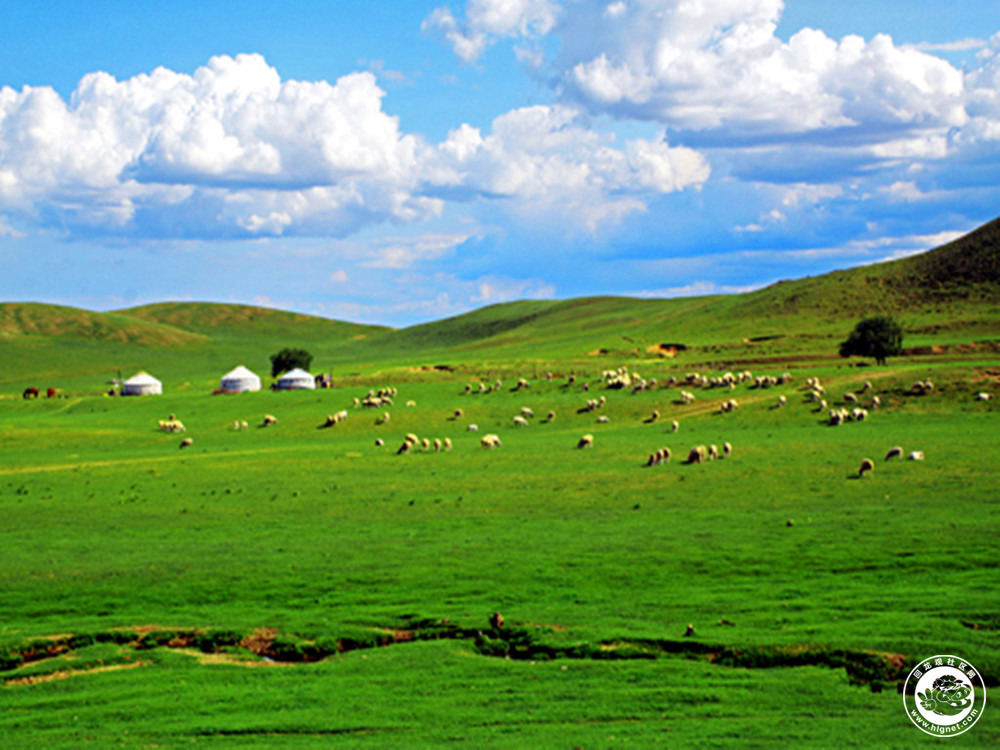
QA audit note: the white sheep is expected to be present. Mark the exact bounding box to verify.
[723,442,732,458]
[671,420,679,433]
[975,392,993,401]
[512,415,530,427]
[577,434,594,449]
[481,434,502,449]
[434,438,442,452]
[885,446,903,461]
[844,392,858,404]
[443,438,453,451]
[520,407,535,418]
[907,451,925,461]
[596,415,610,424]
[262,415,278,427]
[179,437,193,449]
[858,458,875,477]
[773,395,787,409]
[467,424,479,432]
[708,444,719,460]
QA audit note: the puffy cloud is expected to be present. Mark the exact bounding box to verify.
[1,54,700,239]
[558,2,967,142]
[422,104,709,227]
[423,0,560,62]
[0,54,434,237]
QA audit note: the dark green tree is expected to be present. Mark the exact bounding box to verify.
[839,316,903,366]
[270,347,313,377]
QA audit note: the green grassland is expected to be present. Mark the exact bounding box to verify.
[1,222,999,747]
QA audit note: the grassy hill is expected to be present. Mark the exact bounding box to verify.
[1,216,997,392]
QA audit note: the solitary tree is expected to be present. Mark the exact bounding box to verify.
[270,347,313,377]
[839,315,903,366]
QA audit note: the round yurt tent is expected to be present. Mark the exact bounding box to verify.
[123,371,162,396]
[220,365,261,393]
[277,368,316,390]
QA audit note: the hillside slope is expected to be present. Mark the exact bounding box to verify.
[119,302,387,341]
[368,216,1000,361]
[0,303,207,347]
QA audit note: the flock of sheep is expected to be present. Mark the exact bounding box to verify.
[156,371,995,479]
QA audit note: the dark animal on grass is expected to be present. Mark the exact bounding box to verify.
[23,387,39,399]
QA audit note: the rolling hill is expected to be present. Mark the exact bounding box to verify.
[1,216,997,391]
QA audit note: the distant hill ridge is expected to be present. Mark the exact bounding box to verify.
[1,216,996,357]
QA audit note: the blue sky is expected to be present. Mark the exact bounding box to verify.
[1,0,998,326]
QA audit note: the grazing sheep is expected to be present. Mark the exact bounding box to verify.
[353,397,361,407]
[467,424,479,432]
[644,410,660,424]
[375,438,385,447]
[481,434,502,449]
[885,446,904,461]
[723,442,732,459]
[708,444,719,460]
[720,399,739,413]
[179,437,193,449]
[443,438,453,451]
[512,415,530,427]
[162,419,186,433]
[406,400,416,407]
[453,408,464,419]
[545,410,556,422]
[421,438,431,451]
[851,407,868,422]
[262,415,278,427]
[577,434,594,449]
[686,445,707,464]
[646,447,671,466]
[870,396,880,409]
[233,420,241,431]
[858,458,875,477]
[596,415,610,423]
[513,378,529,391]
[773,395,787,409]
[671,420,679,433]
[463,385,472,394]
[862,380,872,392]
[376,412,391,425]
[396,440,412,455]
[907,451,925,461]
[975,392,993,401]
[434,438,442,452]
[520,407,534,418]
[843,392,858,404]
[911,380,928,395]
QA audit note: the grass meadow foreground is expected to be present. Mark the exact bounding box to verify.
[0,355,998,747]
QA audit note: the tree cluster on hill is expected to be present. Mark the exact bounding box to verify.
[270,348,313,377]
[839,316,903,366]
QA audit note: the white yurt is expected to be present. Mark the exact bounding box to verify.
[122,371,162,396]
[220,365,261,393]
[277,368,316,390]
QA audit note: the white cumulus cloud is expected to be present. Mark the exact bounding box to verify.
[0,53,704,240]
